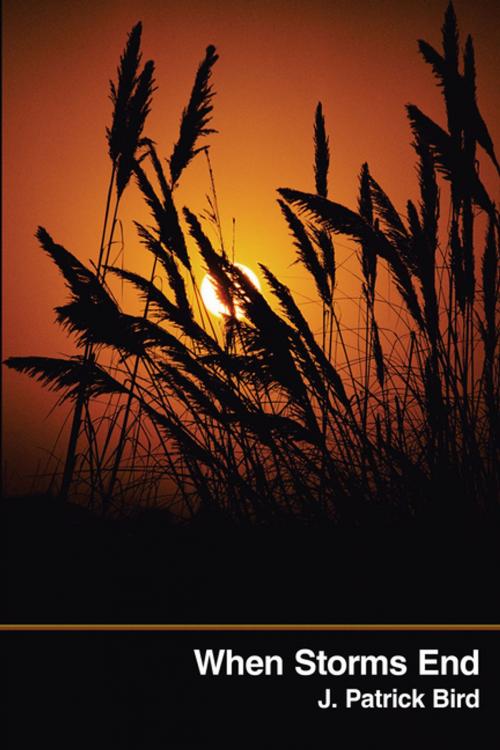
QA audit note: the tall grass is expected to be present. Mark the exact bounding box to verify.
[5,3,499,523]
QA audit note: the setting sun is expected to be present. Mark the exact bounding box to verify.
[200,263,261,319]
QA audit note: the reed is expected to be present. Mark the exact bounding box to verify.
[5,3,499,522]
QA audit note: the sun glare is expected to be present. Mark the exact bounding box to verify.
[200,263,261,319]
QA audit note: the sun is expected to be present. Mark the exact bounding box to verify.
[200,263,261,319]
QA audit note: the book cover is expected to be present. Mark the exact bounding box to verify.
[3,0,499,744]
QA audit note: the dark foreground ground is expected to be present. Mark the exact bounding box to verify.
[4,493,500,623]
[5,493,500,747]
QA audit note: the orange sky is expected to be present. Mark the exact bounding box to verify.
[3,0,499,494]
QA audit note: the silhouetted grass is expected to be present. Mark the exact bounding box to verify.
[5,3,499,524]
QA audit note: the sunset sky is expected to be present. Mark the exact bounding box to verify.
[3,0,499,494]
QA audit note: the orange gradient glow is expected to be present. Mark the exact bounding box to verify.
[3,0,499,494]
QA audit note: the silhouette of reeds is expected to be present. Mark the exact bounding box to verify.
[5,3,499,523]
